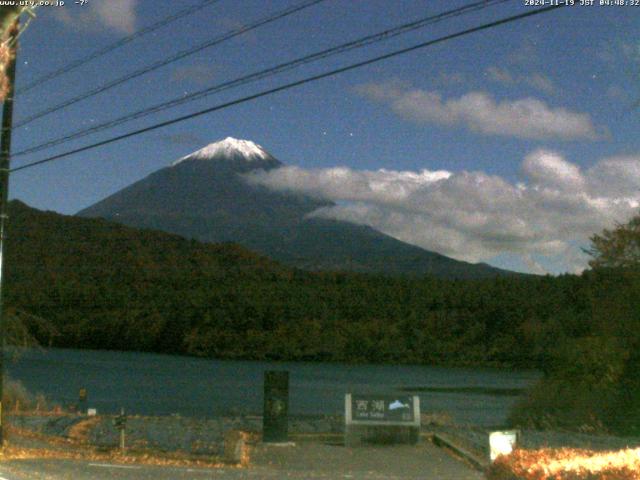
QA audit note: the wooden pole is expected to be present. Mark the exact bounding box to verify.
[0,18,19,446]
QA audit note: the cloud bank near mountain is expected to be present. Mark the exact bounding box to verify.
[247,150,639,273]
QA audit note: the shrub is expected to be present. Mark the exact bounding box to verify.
[2,377,47,412]
[509,336,626,432]
[486,447,640,480]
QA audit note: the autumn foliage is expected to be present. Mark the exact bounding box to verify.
[486,448,640,480]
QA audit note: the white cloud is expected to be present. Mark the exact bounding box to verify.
[522,149,585,192]
[522,254,549,276]
[485,67,555,95]
[95,0,137,34]
[431,71,466,87]
[485,66,514,85]
[246,151,640,273]
[355,82,601,141]
[586,156,640,198]
[526,74,555,95]
[55,0,138,34]
[251,165,451,204]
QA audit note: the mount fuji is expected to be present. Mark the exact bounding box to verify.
[78,137,511,278]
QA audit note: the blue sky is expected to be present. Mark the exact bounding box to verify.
[7,0,640,274]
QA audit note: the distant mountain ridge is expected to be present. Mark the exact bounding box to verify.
[78,137,514,279]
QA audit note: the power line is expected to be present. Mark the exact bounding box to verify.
[13,0,512,159]
[13,0,327,129]
[11,4,565,174]
[16,0,222,95]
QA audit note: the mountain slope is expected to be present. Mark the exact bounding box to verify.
[78,137,512,279]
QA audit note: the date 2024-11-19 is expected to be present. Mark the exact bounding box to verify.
[524,0,640,6]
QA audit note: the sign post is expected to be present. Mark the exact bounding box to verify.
[78,388,87,414]
[345,394,420,447]
[113,408,127,452]
[263,371,289,443]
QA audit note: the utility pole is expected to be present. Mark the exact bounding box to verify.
[0,17,19,446]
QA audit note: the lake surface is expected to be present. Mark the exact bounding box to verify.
[6,348,539,427]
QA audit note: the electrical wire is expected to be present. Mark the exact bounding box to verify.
[16,0,222,95]
[13,0,327,128]
[11,4,565,174]
[13,0,512,159]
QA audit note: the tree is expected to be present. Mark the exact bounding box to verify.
[510,215,640,433]
[586,213,640,269]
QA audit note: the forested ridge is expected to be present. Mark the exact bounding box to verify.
[2,200,630,372]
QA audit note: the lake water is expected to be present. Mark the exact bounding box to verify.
[6,348,540,427]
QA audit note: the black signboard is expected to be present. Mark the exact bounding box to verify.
[78,388,87,414]
[263,371,289,442]
[113,411,127,430]
[350,395,415,423]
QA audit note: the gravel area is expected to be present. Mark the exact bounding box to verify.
[7,413,343,455]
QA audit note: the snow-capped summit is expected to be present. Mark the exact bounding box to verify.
[173,137,272,166]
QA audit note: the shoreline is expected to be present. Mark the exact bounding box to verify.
[6,345,544,373]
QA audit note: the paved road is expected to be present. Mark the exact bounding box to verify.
[0,460,239,480]
[248,441,484,479]
[0,441,484,479]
